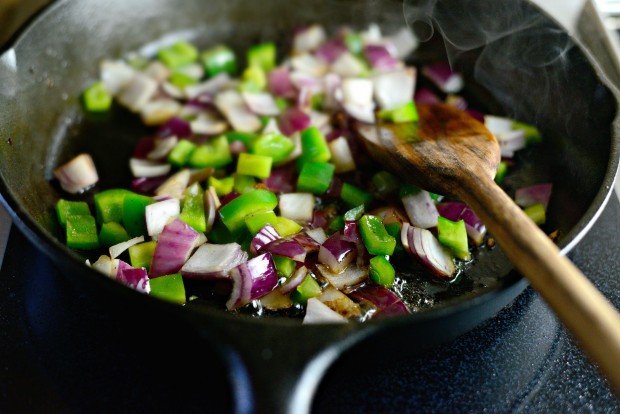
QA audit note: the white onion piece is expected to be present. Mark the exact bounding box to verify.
[147,136,179,161]
[303,298,348,324]
[291,53,328,77]
[361,23,382,43]
[145,198,180,238]
[193,232,208,249]
[372,67,416,110]
[53,153,99,194]
[290,72,324,94]
[150,218,200,277]
[402,190,439,229]
[129,158,171,178]
[342,78,373,107]
[241,91,280,116]
[343,102,375,123]
[406,225,455,278]
[226,253,278,310]
[140,99,182,126]
[318,285,361,318]
[91,255,118,278]
[280,265,308,294]
[484,114,514,134]
[496,129,526,158]
[330,52,366,78]
[184,72,231,99]
[278,193,315,223]
[262,117,283,135]
[318,232,357,274]
[204,186,219,233]
[316,263,368,292]
[305,227,327,244]
[306,109,330,131]
[386,27,419,59]
[161,82,185,99]
[176,63,204,81]
[259,289,294,310]
[322,72,342,110]
[190,112,228,135]
[100,60,135,95]
[181,242,248,279]
[118,266,151,293]
[293,24,327,54]
[109,235,145,259]
[143,61,171,83]
[155,168,190,199]
[117,73,158,112]
[214,89,262,132]
[328,136,356,173]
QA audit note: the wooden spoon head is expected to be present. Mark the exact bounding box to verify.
[355,103,501,197]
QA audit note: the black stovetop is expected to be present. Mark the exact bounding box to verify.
[1,198,619,413]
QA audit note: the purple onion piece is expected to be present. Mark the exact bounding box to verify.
[226,253,278,310]
[118,266,151,294]
[315,38,347,64]
[515,183,553,210]
[318,232,357,274]
[405,225,455,279]
[316,263,367,292]
[465,108,485,123]
[278,107,311,136]
[263,163,298,193]
[150,218,200,277]
[436,202,487,246]
[280,265,308,294]
[132,136,157,159]
[157,116,192,138]
[363,44,400,71]
[268,67,296,99]
[181,243,248,280]
[291,232,321,253]
[342,221,361,243]
[401,190,439,229]
[421,62,464,94]
[414,87,441,104]
[251,224,281,255]
[263,238,307,262]
[349,285,410,318]
[219,191,241,207]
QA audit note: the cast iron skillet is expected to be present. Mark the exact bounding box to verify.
[0,0,619,412]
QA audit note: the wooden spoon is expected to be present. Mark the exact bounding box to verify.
[355,102,620,394]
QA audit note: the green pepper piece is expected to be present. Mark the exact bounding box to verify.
[398,183,421,198]
[94,189,131,224]
[494,161,509,184]
[226,131,258,146]
[180,182,207,233]
[273,216,302,237]
[169,71,198,88]
[344,204,365,221]
[340,182,373,208]
[209,175,235,196]
[168,139,197,168]
[157,41,199,69]
[99,222,131,247]
[149,273,186,304]
[66,215,99,250]
[344,31,363,54]
[201,44,237,77]
[273,255,297,279]
[247,42,276,72]
[82,81,112,113]
[291,274,322,303]
[524,203,546,225]
[56,199,91,228]
[437,216,470,260]
[275,97,290,111]
[297,126,331,168]
[240,65,267,92]
[369,255,396,288]
[384,221,404,255]
[207,220,239,244]
[128,240,157,271]
[378,101,419,123]
[236,153,273,179]
[327,215,345,233]
[250,132,295,163]
[189,135,232,168]
[512,120,542,145]
[297,162,335,195]
[122,192,154,237]
[244,210,278,235]
[371,170,399,197]
[218,189,278,234]
[359,214,396,256]
[233,173,257,194]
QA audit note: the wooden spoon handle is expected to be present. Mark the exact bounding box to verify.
[456,175,620,394]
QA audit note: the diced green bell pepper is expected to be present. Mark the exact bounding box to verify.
[244,210,278,235]
[66,215,99,250]
[157,41,199,69]
[149,273,186,304]
[168,139,197,168]
[226,131,258,146]
[94,189,131,224]
[344,204,365,221]
[359,214,396,256]
[371,170,399,197]
[273,216,302,237]
[327,215,345,232]
[297,162,335,195]
[513,121,542,145]
[369,255,396,288]
[273,255,297,279]
[340,182,373,208]
[240,65,267,92]
[291,274,322,303]
[250,132,295,163]
[209,175,235,196]
[236,153,273,179]
[201,44,237,77]
[247,42,276,72]
[99,221,131,247]
[218,189,278,234]
[55,199,91,228]
[82,81,112,113]
[233,173,257,193]
[169,71,198,88]
[524,203,546,225]
[189,135,232,168]
[122,192,154,237]
[128,240,157,271]
[180,182,206,233]
[378,101,419,123]
[297,126,331,168]
[207,220,239,244]
[494,161,508,184]
[437,216,470,260]
[344,32,363,54]
[398,183,421,198]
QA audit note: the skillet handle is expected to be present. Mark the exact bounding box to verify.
[185,314,371,414]
[457,175,620,396]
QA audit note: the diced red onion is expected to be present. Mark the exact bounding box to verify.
[402,223,455,278]
[304,227,328,245]
[279,265,309,294]
[515,183,553,210]
[322,72,343,110]
[226,253,278,310]
[342,78,373,107]
[181,242,248,280]
[278,193,315,224]
[140,99,182,126]
[131,175,169,195]
[414,87,441,104]
[268,66,296,99]
[150,218,200,277]
[91,254,118,278]
[421,62,464,94]
[264,238,307,262]
[436,202,487,246]
[157,116,192,138]
[363,44,401,71]
[372,67,416,110]
[204,186,219,233]
[219,191,240,206]
[250,224,281,255]
[311,209,329,229]
[100,59,136,95]
[401,190,439,229]
[386,27,419,59]
[293,24,327,54]
[259,289,294,310]
[342,221,361,243]
[343,102,375,123]
[445,94,468,111]
[330,52,366,78]
[263,163,298,193]
[316,263,368,292]
[117,73,158,112]
[155,168,190,199]
[328,136,356,173]
[291,53,328,77]
[292,232,321,253]
[278,107,311,136]
[109,235,145,259]
[145,197,181,238]
[496,129,526,158]
[118,265,151,294]
[144,61,171,82]
[465,108,485,123]
[214,89,262,133]
[303,298,348,324]
[184,72,231,100]
[190,111,228,135]
[262,117,283,135]
[315,38,347,64]
[129,158,172,178]
[146,136,179,161]
[53,153,99,194]
[318,232,357,273]
[318,285,361,318]
[242,91,280,116]
[349,285,410,318]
